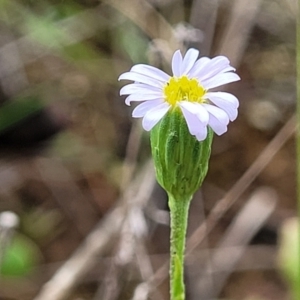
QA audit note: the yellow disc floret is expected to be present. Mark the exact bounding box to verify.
[163,76,206,106]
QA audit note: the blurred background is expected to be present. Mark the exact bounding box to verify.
[0,0,297,299]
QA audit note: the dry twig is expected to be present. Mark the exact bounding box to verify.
[33,161,155,300]
[193,187,278,299]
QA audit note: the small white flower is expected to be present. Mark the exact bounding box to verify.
[119,48,240,141]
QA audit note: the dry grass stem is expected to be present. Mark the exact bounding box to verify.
[33,161,155,300]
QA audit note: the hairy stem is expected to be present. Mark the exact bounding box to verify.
[168,194,191,300]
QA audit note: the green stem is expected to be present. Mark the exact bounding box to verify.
[168,193,191,300]
[296,2,300,299]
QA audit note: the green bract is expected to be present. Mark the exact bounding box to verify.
[150,108,213,199]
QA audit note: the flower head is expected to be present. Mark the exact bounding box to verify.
[119,48,240,141]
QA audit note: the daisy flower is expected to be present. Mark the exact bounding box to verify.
[119,48,240,141]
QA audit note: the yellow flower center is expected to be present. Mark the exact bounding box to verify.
[163,76,206,106]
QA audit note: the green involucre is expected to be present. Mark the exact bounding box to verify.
[150,108,213,199]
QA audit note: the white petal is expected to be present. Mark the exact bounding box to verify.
[125,92,163,100]
[203,104,229,135]
[120,83,161,95]
[179,104,206,136]
[200,60,236,82]
[132,99,164,117]
[181,48,199,75]
[219,66,236,73]
[203,104,229,124]
[205,92,239,121]
[172,50,183,77]
[208,117,228,135]
[142,103,170,131]
[194,103,211,124]
[188,57,211,78]
[194,56,230,80]
[195,126,208,141]
[119,72,163,88]
[205,92,239,108]
[202,72,240,90]
[179,101,209,125]
[131,64,170,82]
[179,102,210,141]
[125,95,162,105]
